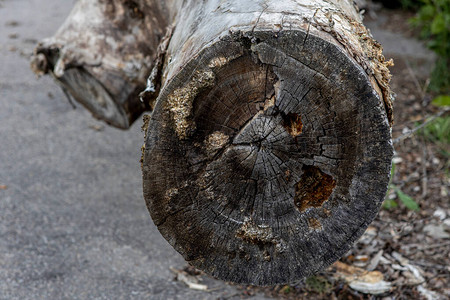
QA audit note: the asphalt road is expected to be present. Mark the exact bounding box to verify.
[0,1,270,299]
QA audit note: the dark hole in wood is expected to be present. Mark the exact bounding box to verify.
[124,0,144,19]
[281,112,303,137]
[294,165,336,212]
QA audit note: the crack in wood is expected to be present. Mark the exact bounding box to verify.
[281,112,303,137]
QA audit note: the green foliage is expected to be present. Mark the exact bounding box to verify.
[383,163,420,210]
[383,198,399,209]
[305,276,332,293]
[429,58,450,93]
[400,0,423,10]
[421,116,450,144]
[280,285,292,294]
[383,163,396,209]
[420,116,450,155]
[410,0,450,93]
[390,160,396,180]
[432,95,450,106]
[395,187,420,210]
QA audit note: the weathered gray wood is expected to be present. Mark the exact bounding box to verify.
[32,0,394,286]
[31,0,175,128]
[142,0,393,286]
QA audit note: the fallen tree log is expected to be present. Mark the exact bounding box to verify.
[32,0,394,286]
[31,0,173,128]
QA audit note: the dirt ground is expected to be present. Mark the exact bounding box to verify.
[0,1,448,300]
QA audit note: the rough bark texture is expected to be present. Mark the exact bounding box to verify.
[33,0,394,286]
[31,0,175,128]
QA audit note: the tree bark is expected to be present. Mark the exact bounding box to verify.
[31,0,176,128]
[33,0,394,286]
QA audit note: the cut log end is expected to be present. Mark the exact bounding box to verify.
[143,29,393,285]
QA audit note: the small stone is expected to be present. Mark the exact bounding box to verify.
[432,157,440,165]
[5,20,20,27]
[433,209,446,221]
[392,156,403,164]
[402,127,411,135]
[388,192,397,200]
[443,219,450,230]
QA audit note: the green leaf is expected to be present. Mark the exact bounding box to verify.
[422,116,450,146]
[432,95,450,106]
[305,276,332,293]
[395,188,419,211]
[390,162,396,180]
[431,14,446,34]
[419,5,436,20]
[383,199,398,210]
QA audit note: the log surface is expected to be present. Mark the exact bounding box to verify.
[142,0,393,285]
[31,0,174,128]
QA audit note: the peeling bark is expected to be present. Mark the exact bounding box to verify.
[33,0,394,286]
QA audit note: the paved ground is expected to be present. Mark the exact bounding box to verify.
[0,1,268,299]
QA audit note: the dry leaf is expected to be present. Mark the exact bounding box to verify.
[417,285,445,300]
[170,267,208,291]
[176,272,208,291]
[423,224,450,239]
[332,261,392,295]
